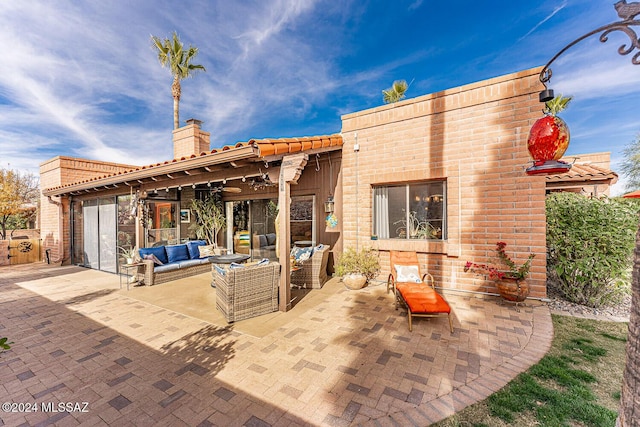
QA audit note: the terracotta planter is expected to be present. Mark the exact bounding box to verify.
[496,277,529,302]
[343,273,367,290]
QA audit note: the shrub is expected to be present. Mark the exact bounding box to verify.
[334,247,381,281]
[546,193,639,307]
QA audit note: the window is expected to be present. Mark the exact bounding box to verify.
[291,196,315,246]
[144,201,178,246]
[373,181,446,240]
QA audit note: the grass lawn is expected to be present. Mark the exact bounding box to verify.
[433,314,628,427]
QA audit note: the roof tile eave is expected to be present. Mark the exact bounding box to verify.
[43,144,257,194]
[45,134,343,194]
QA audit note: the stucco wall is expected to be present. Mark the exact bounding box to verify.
[340,67,548,298]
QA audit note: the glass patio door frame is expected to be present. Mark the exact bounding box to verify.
[75,196,118,273]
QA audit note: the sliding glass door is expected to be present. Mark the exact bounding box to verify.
[225,199,278,259]
[73,195,131,273]
[290,195,315,246]
[83,199,99,269]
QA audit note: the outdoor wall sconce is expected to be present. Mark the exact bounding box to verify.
[526,1,640,176]
[324,196,335,213]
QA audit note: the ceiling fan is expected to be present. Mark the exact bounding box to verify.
[207,183,242,193]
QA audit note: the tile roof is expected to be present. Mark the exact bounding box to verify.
[545,162,618,184]
[250,134,343,157]
[43,134,343,195]
[623,189,640,198]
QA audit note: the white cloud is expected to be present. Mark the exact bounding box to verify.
[518,1,568,42]
[408,0,423,11]
[0,0,348,174]
[233,0,317,57]
[554,59,640,100]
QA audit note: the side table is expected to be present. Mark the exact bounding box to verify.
[119,263,143,290]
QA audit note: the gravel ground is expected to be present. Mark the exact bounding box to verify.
[545,287,631,322]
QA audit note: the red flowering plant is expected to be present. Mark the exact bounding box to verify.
[464,242,535,282]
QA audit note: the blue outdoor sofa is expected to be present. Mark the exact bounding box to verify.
[137,240,213,286]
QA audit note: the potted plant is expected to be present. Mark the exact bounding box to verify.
[118,246,138,264]
[464,242,535,302]
[335,247,381,290]
[394,211,438,239]
[190,195,226,249]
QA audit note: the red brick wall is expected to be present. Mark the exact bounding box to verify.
[39,157,135,264]
[173,122,211,160]
[340,67,548,298]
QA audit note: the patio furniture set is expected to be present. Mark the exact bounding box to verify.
[212,243,330,322]
[128,241,453,332]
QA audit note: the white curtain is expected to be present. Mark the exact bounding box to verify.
[83,200,99,269]
[373,187,390,239]
[99,198,117,273]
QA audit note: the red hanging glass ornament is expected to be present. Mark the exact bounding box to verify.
[526,95,572,175]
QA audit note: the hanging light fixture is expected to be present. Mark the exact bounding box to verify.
[324,196,335,213]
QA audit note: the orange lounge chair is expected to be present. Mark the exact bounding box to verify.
[387,251,453,332]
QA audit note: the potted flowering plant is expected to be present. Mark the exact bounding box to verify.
[464,242,534,302]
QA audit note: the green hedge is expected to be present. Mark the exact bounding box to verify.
[546,193,639,307]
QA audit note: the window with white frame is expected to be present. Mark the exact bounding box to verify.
[373,181,446,240]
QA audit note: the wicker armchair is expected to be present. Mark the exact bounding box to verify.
[213,262,281,323]
[291,245,330,289]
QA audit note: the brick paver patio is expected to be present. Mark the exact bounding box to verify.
[0,263,553,426]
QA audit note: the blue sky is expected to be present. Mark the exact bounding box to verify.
[1,0,638,194]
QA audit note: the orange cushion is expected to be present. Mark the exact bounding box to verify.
[396,284,451,314]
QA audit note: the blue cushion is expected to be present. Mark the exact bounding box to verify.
[139,246,168,265]
[186,240,207,259]
[166,244,190,263]
[153,263,181,273]
[177,259,205,269]
[266,233,277,245]
[291,246,314,263]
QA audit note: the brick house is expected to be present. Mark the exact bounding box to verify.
[41,66,556,307]
[339,67,548,298]
[546,152,618,196]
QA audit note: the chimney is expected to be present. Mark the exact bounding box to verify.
[172,118,211,159]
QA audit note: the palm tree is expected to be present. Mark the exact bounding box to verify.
[151,31,206,129]
[382,80,408,104]
[618,228,640,426]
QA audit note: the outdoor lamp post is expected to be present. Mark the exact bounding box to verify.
[525,0,640,175]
